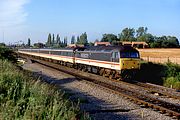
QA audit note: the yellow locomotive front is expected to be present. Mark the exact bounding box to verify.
[119,51,140,70]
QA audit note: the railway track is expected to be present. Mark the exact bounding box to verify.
[133,82,180,99]
[83,79,180,118]
[19,54,180,119]
[104,77,180,100]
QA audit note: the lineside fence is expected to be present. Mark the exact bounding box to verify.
[141,57,180,64]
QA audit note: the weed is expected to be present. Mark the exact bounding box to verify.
[0,60,90,120]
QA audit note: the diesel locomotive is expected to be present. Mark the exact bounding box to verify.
[18,45,140,80]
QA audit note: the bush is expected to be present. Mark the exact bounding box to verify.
[136,61,180,89]
[163,77,180,89]
[165,62,180,77]
[0,60,89,119]
[0,46,17,62]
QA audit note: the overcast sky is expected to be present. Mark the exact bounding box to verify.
[0,0,180,44]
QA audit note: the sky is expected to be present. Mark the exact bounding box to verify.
[0,0,180,44]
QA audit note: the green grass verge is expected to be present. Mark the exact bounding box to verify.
[0,60,90,120]
[136,61,180,90]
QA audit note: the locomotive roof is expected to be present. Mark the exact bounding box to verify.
[83,46,139,52]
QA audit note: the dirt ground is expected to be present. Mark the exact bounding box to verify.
[137,48,180,64]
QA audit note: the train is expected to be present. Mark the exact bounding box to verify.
[18,45,140,80]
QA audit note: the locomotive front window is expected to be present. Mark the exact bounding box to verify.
[120,52,139,58]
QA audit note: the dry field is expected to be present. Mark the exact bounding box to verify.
[137,48,180,64]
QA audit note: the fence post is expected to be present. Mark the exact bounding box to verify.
[167,57,170,63]
[160,57,161,63]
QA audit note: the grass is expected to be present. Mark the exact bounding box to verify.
[136,61,180,90]
[163,62,180,89]
[0,60,90,120]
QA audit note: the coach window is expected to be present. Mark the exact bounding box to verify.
[67,52,70,56]
[70,52,72,56]
[63,52,66,56]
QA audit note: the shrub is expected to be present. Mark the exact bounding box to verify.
[0,46,17,62]
[137,61,180,89]
[163,77,180,89]
[165,62,180,77]
[0,60,89,119]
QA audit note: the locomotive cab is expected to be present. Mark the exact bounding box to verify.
[119,51,140,70]
[111,50,140,70]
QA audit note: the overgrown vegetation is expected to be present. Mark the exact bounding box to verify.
[0,46,89,119]
[0,45,17,62]
[0,60,89,119]
[136,61,180,89]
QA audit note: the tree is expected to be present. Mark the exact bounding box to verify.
[27,38,31,47]
[136,27,148,37]
[119,28,136,41]
[77,36,80,44]
[71,35,76,44]
[46,33,52,47]
[77,32,88,46]
[161,36,179,48]
[166,36,179,48]
[137,33,155,43]
[144,33,155,43]
[52,34,61,48]
[94,39,99,42]
[63,37,68,47]
[56,34,61,45]
[101,34,118,43]
[52,34,55,45]
[88,42,94,46]
[150,36,179,48]
[34,43,45,48]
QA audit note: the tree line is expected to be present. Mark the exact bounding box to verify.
[46,34,67,48]
[101,27,179,48]
[25,26,179,48]
[44,32,88,48]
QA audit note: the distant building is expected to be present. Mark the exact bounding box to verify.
[122,41,148,48]
[94,42,111,46]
